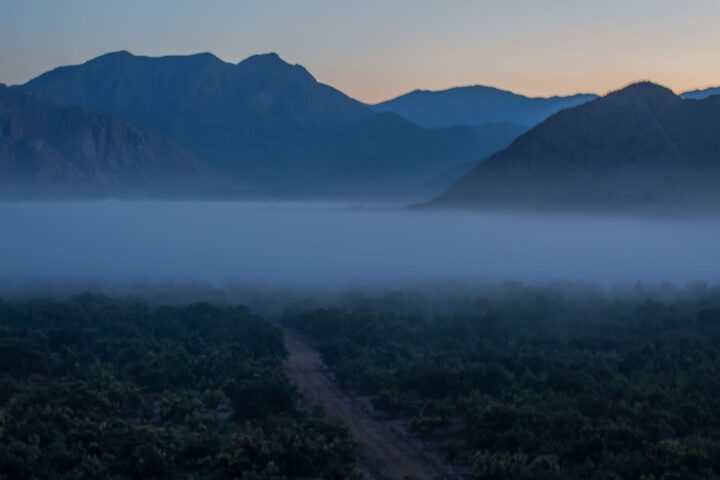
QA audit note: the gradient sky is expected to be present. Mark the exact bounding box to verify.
[1,0,718,103]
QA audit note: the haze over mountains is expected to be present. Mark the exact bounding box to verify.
[18,51,532,199]
[433,82,720,212]
[0,84,217,197]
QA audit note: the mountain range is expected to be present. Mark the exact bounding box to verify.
[18,51,534,198]
[4,51,720,207]
[373,86,597,129]
[0,84,218,198]
[432,82,720,212]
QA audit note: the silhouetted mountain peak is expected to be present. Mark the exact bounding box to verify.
[84,50,137,67]
[239,52,282,64]
[385,84,596,103]
[392,85,517,102]
[623,81,672,93]
[602,82,679,107]
[447,85,518,97]
[237,52,315,81]
[97,49,223,65]
[374,85,598,128]
[177,51,223,65]
[94,50,134,60]
[42,50,226,79]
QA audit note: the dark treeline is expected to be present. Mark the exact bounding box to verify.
[0,294,361,480]
[4,285,720,479]
[285,285,720,479]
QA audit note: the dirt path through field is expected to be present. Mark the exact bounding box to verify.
[283,329,447,480]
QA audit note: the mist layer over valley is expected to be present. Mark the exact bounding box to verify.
[2,201,720,293]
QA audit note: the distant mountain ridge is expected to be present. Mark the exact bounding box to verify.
[21,51,368,173]
[681,87,720,100]
[18,51,515,198]
[432,82,720,212]
[373,85,597,129]
[12,51,720,202]
[0,84,219,197]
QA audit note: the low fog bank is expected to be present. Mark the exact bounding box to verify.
[3,278,720,323]
[1,201,720,300]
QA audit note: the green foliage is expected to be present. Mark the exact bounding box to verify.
[285,288,720,479]
[217,416,360,480]
[0,294,359,479]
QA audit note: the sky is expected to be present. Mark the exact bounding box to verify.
[1,0,719,103]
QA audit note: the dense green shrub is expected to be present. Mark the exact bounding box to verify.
[0,294,359,479]
[286,287,720,479]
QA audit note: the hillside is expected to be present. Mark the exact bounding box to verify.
[432,82,720,212]
[0,84,218,197]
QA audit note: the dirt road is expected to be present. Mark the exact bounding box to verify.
[283,329,448,480]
